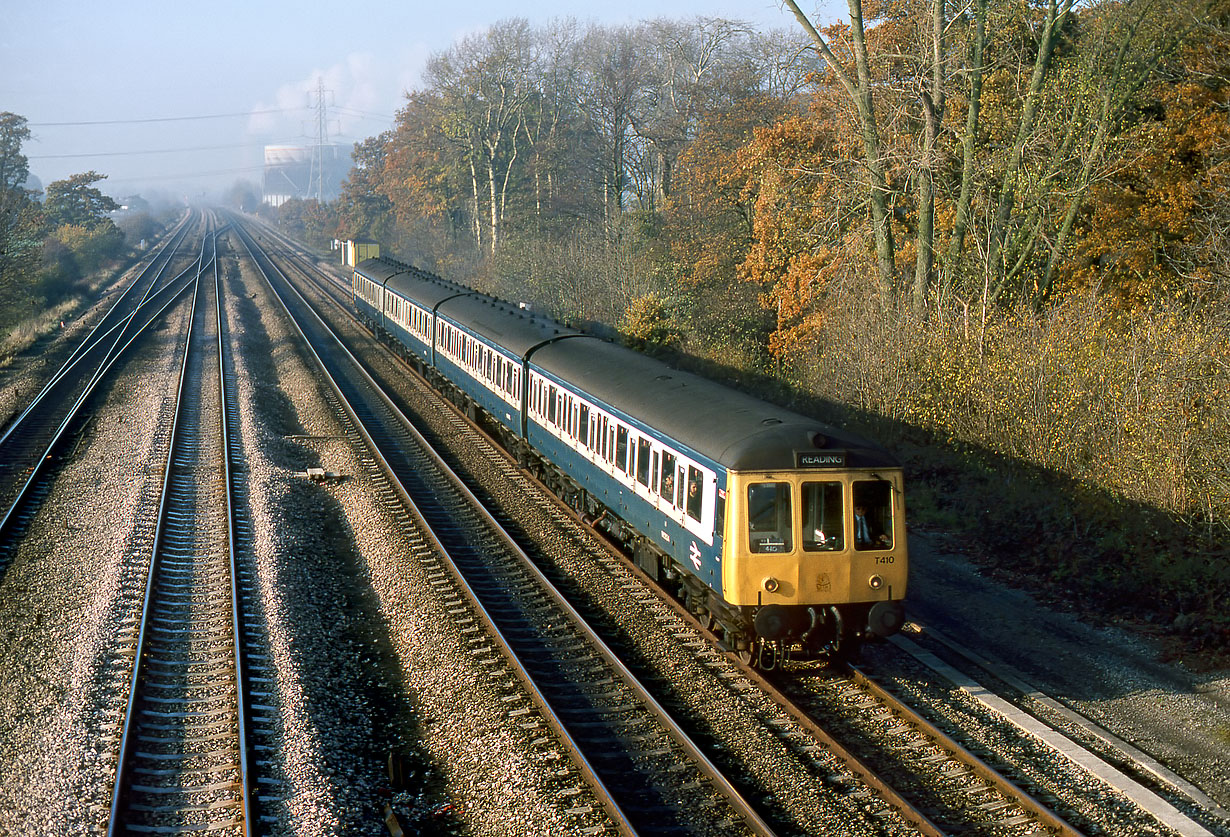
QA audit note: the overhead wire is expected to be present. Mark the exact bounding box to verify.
[28,108,305,127]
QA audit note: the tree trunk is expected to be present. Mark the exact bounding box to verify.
[487,157,499,256]
[912,0,947,313]
[469,157,483,252]
[989,0,1074,270]
[786,0,896,296]
[942,0,987,291]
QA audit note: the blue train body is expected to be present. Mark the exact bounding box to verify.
[350,255,907,666]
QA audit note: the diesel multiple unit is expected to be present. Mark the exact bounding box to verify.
[353,256,907,666]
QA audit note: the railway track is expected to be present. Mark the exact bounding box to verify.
[0,214,202,553]
[230,218,789,836]
[107,225,258,834]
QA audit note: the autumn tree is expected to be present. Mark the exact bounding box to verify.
[784,0,897,297]
[1061,1,1230,304]
[336,132,395,243]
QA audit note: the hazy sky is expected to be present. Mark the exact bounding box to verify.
[4,1,844,200]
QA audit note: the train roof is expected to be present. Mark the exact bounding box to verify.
[530,337,897,472]
[356,256,467,294]
[357,255,895,472]
[355,256,414,284]
[385,268,471,310]
[438,294,581,357]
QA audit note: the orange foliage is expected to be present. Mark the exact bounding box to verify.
[1064,30,1230,304]
[665,96,793,289]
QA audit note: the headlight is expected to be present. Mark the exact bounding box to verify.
[868,575,884,590]
[762,576,780,593]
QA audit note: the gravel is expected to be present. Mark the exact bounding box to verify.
[221,242,593,835]
[0,297,192,835]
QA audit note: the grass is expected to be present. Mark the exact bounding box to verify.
[0,297,86,368]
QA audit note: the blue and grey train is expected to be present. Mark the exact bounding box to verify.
[353,256,907,665]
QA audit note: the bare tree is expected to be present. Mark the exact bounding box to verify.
[630,17,752,209]
[426,19,535,255]
[522,19,584,225]
[575,24,646,234]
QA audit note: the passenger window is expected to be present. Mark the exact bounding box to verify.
[747,482,793,553]
[686,466,704,521]
[660,453,676,502]
[802,482,844,551]
[636,438,651,486]
[579,405,590,447]
[616,427,630,473]
[852,480,894,550]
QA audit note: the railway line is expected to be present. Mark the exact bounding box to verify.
[108,223,257,833]
[0,214,200,551]
[0,209,1224,836]
[252,223,1042,836]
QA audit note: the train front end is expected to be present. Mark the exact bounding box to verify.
[722,449,907,663]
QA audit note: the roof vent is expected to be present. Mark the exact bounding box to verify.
[762,418,782,426]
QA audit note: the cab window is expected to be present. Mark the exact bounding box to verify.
[803,481,844,551]
[852,480,894,550]
[748,482,792,553]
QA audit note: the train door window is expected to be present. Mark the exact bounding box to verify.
[677,466,686,508]
[548,386,557,425]
[636,438,651,486]
[802,482,844,551]
[747,482,793,553]
[651,451,660,493]
[660,453,676,502]
[600,416,609,460]
[579,405,590,448]
[852,480,894,550]
[616,427,630,473]
[686,466,704,521]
